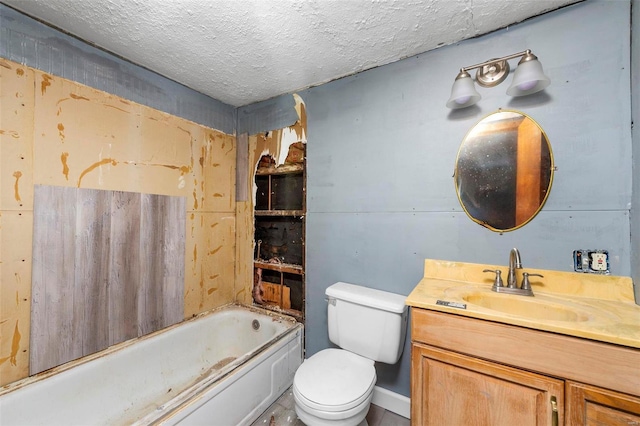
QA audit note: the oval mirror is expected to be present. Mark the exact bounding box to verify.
[454,110,554,232]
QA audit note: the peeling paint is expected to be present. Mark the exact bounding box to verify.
[16,68,24,76]
[12,171,22,202]
[209,274,220,280]
[207,288,217,295]
[292,94,307,139]
[192,189,198,209]
[61,152,70,180]
[57,123,65,142]
[77,158,118,187]
[41,74,52,95]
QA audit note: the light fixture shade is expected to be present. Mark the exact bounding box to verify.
[446,72,481,109]
[506,58,550,96]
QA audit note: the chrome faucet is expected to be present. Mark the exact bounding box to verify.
[483,248,541,297]
[507,248,522,289]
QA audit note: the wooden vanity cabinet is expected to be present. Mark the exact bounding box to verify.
[410,308,640,426]
[566,382,640,425]
[412,344,563,425]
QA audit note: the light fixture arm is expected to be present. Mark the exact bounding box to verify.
[459,50,531,74]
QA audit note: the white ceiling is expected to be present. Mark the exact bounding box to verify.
[3,0,580,107]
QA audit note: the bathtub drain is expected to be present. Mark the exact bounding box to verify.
[252,319,260,330]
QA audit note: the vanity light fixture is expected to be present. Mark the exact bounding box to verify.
[446,49,550,109]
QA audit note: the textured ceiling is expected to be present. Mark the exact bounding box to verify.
[3,0,579,107]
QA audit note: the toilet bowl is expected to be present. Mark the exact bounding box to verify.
[293,349,375,426]
[292,282,408,426]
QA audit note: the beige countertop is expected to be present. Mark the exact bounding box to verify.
[407,259,640,349]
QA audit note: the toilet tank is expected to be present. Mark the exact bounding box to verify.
[325,282,408,364]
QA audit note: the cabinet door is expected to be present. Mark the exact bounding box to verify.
[411,344,564,426]
[566,381,640,425]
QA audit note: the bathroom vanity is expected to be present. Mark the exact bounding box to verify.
[406,259,640,425]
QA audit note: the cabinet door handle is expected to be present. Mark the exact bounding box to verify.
[551,396,558,426]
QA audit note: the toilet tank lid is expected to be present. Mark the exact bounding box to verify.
[326,282,407,313]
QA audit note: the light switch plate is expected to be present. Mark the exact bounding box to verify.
[573,250,610,274]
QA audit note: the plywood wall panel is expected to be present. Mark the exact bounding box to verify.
[184,212,236,317]
[136,109,196,198]
[33,72,141,191]
[201,131,237,212]
[0,59,35,384]
[234,201,254,305]
[30,70,235,204]
[0,211,33,384]
[0,60,35,211]
[1,59,236,385]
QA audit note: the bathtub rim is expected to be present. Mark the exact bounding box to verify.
[0,303,299,397]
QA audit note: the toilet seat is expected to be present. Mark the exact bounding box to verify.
[293,348,376,413]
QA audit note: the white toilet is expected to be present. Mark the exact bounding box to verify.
[293,282,408,426]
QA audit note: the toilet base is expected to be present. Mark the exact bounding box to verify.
[294,405,369,426]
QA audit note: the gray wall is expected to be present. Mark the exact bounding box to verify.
[632,0,640,305]
[241,0,634,398]
[0,4,235,134]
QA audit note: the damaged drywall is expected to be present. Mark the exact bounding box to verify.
[234,94,307,320]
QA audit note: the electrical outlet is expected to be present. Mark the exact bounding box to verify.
[590,252,608,271]
[573,250,609,274]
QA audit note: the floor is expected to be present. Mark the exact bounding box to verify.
[250,386,410,426]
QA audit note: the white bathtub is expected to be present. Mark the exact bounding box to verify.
[0,304,303,426]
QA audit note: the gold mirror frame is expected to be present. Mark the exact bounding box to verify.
[454,109,554,232]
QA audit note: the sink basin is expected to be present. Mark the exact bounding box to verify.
[462,293,591,322]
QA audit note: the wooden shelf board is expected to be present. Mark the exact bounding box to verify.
[255,210,305,217]
[256,164,304,176]
[254,260,304,275]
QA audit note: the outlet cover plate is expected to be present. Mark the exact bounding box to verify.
[573,250,610,274]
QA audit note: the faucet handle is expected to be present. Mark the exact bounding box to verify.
[521,272,543,291]
[483,269,504,288]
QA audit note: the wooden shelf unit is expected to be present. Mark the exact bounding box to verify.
[253,152,306,321]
